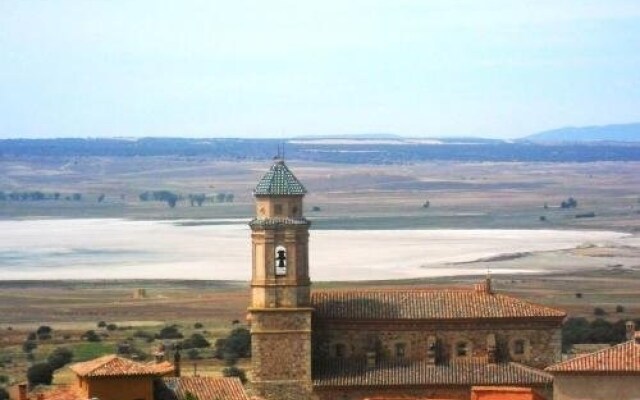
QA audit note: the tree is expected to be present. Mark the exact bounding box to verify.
[186,349,200,360]
[181,333,210,349]
[594,307,606,317]
[222,366,247,383]
[0,387,8,400]
[106,323,118,331]
[82,330,101,342]
[22,340,37,353]
[72,193,82,201]
[36,326,52,340]
[27,363,54,386]
[222,327,251,360]
[157,325,183,339]
[36,326,52,336]
[97,321,107,328]
[47,347,73,370]
[193,322,203,329]
[561,197,578,209]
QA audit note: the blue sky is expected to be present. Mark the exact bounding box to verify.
[1,1,639,139]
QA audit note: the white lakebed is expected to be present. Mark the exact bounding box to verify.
[0,218,632,281]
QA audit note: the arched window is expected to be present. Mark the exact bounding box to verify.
[513,339,526,355]
[335,343,346,359]
[395,342,406,359]
[275,245,287,276]
[456,341,470,357]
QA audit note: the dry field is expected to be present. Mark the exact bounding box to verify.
[1,158,640,385]
[0,158,639,232]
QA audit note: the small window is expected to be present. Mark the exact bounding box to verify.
[395,343,406,359]
[456,341,470,357]
[275,245,287,276]
[335,343,346,358]
[513,339,526,355]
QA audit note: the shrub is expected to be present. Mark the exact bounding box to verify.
[97,321,107,328]
[157,325,183,339]
[0,387,8,400]
[36,326,52,336]
[193,322,203,329]
[47,347,73,370]
[594,307,606,317]
[0,374,8,384]
[82,330,101,342]
[186,349,200,360]
[181,333,211,349]
[22,340,37,353]
[106,323,118,331]
[27,332,37,341]
[222,366,247,383]
[27,363,54,386]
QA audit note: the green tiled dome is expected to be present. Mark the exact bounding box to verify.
[254,160,307,196]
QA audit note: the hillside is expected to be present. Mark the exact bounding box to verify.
[1,137,640,163]
[525,123,640,142]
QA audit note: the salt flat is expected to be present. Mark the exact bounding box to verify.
[0,219,632,281]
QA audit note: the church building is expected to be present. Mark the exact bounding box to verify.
[247,159,566,400]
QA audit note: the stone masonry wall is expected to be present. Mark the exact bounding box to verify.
[314,321,561,369]
[251,309,313,400]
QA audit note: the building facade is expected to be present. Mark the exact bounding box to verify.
[248,160,566,400]
[545,328,640,400]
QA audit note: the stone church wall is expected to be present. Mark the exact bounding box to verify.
[314,322,561,368]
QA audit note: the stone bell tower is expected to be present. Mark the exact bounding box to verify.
[248,159,313,400]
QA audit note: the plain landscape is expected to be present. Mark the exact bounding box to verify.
[1,140,640,386]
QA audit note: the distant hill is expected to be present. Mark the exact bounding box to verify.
[1,137,639,163]
[525,123,640,142]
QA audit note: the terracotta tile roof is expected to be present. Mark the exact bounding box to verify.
[311,288,566,321]
[36,385,84,400]
[545,336,640,373]
[254,160,307,196]
[313,359,553,387]
[156,376,249,400]
[69,354,174,377]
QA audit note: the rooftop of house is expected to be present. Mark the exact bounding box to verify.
[155,376,249,400]
[69,354,175,377]
[545,332,640,373]
[313,359,553,388]
[311,283,566,322]
[253,159,307,196]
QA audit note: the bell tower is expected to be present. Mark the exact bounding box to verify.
[248,159,313,400]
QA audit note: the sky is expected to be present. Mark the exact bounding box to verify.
[1,1,639,139]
